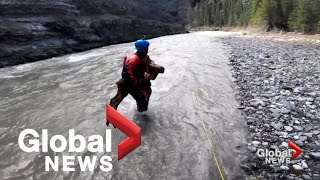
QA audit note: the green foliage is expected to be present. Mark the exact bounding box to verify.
[288,0,320,33]
[250,0,268,25]
[189,0,320,34]
[288,0,311,32]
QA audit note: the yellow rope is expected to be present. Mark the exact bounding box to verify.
[191,89,225,180]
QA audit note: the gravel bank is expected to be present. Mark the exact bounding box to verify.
[222,36,320,179]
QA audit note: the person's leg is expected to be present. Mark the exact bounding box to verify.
[110,79,128,110]
[141,87,151,111]
[130,87,149,112]
[141,84,152,104]
[108,79,129,127]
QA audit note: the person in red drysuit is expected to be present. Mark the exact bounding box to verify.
[107,39,164,127]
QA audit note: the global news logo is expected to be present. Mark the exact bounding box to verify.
[257,141,301,164]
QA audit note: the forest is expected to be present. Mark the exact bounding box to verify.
[189,0,320,33]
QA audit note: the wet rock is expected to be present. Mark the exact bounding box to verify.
[240,165,253,175]
[297,97,307,102]
[251,141,261,146]
[269,66,277,70]
[299,136,308,141]
[270,145,279,150]
[292,108,304,116]
[247,120,254,125]
[310,152,320,160]
[248,146,257,153]
[301,174,312,180]
[280,131,288,138]
[301,160,308,169]
[295,120,301,124]
[282,142,288,147]
[280,165,290,171]
[286,175,294,180]
[273,166,284,173]
[294,140,304,147]
[271,122,283,130]
[292,164,303,170]
[307,92,317,97]
[314,130,320,135]
[263,123,270,129]
[284,126,293,132]
[305,113,316,119]
[271,111,281,118]
[281,100,295,109]
[270,108,281,118]
[293,88,301,93]
[281,107,291,114]
[270,135,280,142]
[293,126,304,132]
[304,133,313,138]
[250,98,265,107]
[282,86,293,91]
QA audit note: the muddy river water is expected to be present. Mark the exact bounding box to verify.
[0,32,247,180]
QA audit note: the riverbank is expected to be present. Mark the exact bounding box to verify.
[221,34,320,179]
[191,26,320,44]
[0,0,188,68]
[0,15,186,68]
[224,27,320,44]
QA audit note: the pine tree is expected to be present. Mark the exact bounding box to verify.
[288,0,312,32]
[188,0,319,34]
[250,0,267,26]
[279,0,295,30]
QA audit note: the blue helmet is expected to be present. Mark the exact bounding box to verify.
[135,39,150,51]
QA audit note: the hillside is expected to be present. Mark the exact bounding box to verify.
[0,0,189,67]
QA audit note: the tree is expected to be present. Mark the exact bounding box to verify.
[188,0,319,34]
[288,0,312,33]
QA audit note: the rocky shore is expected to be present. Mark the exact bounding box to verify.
[222,35,320,179]
[0,0,188,68]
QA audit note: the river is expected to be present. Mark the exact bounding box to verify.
[0,32,247,180]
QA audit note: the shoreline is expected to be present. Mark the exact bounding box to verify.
[3,28,319,69]
[191,26,320,44]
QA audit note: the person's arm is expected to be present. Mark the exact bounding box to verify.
[146,56,155,65]
[146,56,165,73]
[144,57,165,80]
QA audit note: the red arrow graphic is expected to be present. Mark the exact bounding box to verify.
[288,141,301,159]
[106,104,141,160]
